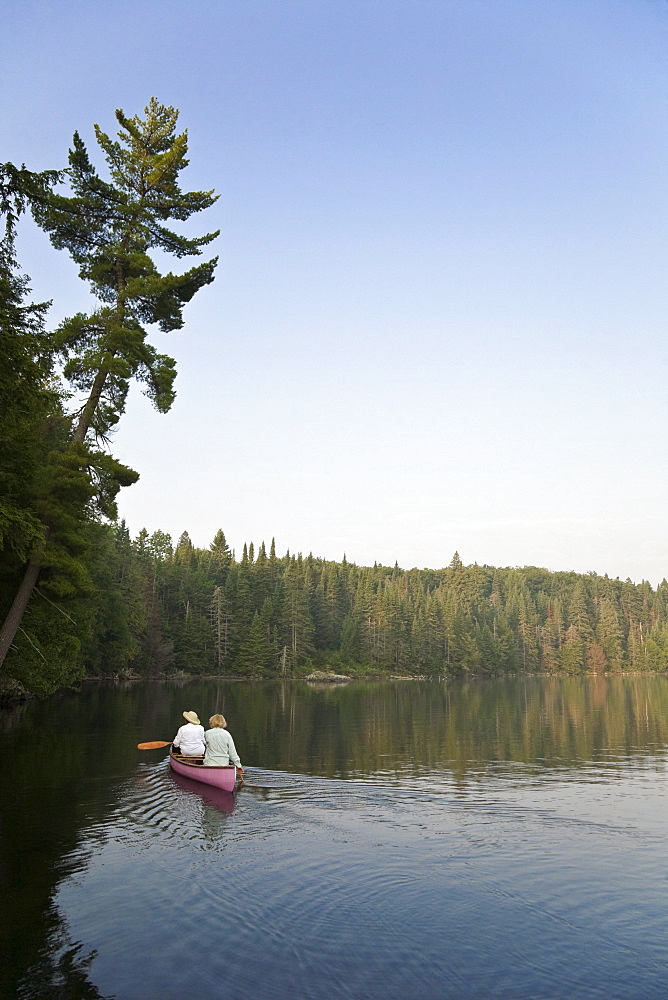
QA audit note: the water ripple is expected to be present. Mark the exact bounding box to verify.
[41,758,668,1000]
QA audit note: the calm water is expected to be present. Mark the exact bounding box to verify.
[3,676,668,999]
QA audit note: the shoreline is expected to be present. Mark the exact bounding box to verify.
[3,668,667,708]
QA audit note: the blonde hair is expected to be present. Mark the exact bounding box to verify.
[209,714,227,729]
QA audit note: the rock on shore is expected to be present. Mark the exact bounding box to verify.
[305,671,351,683]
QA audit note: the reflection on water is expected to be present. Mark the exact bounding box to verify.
[3,676,668,999]
[15,904,111,1000]
[170,770,236,816]
[187,674,668,783]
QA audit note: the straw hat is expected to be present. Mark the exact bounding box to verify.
[182,710,201,725]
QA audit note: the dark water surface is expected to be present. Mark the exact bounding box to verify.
[3,676,668,999]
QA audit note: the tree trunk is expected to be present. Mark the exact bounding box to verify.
[72,361,111,444]
[0,559,41,668]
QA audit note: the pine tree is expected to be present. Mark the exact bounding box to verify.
[280,558,315,668]
[597,598,623,670]
[517,594,539,671]
[568,581,593,642]
[561,624,586,672]
[133,527,150,561]
[238,608,274,676]
[209,529,232,578]
[82,523,140,676]
[34,98,218,446]
[252,541,273,608]
[0,100,218,670]
[174,531,195,568]
[209,585,232,668]
[540,600,564,673]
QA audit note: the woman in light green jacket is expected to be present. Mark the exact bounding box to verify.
[203,714,243,772]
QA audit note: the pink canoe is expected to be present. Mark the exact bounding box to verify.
[169,751,238,792]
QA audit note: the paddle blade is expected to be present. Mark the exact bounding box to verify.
[137,741,171,749]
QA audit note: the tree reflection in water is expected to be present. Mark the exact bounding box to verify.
[16,904,112,1000]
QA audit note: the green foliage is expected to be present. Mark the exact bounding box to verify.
[59,531,668,683]
[0,101,218,691]
[0,166,61,564]
[9,510,668,689]
[32,98,218,443]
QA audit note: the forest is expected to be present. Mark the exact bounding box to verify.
[7,517,668,696]
[2,98,668,697]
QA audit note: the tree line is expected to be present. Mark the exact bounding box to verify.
[12,519,668,694]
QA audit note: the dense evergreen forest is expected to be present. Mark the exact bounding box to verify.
[11,521,668,696]
[2,98,668,697]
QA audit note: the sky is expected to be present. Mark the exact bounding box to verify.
[3,0,668,582]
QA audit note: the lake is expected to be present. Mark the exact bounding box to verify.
[3,675,668,999]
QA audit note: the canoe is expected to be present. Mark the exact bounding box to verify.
[169,751,238,792]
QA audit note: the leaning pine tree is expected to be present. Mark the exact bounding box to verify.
[0,98,218,670]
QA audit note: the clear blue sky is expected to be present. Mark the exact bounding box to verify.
[3,0,668,581]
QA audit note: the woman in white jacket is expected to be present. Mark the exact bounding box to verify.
[172,710,206,756]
